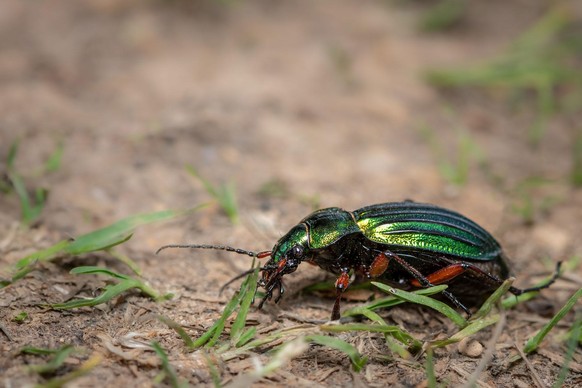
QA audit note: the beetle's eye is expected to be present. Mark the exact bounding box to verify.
[290,245,304,259]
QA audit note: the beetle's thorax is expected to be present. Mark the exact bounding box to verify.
[271,224,309,263]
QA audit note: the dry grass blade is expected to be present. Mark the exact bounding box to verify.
[228,337,309,388]
[512,339,545,388]
[460,311,506,388]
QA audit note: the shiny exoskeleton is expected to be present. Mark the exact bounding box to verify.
[157,201,561,320]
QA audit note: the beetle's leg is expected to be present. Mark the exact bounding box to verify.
[509,261,562,295]
[257,278,280,309]
[409,263,478,287]
[274,281,285,303]
[331,270,350,321]
[408,261,561,296]
[257,288,271,310]
[368,252,390,278]
[385,251,472,316]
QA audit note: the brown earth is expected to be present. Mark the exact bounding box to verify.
[0,0,581,387]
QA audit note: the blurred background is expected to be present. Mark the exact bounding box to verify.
[2,0,581,255]
[1,0,581,385]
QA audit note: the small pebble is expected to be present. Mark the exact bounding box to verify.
[458,337,483,358]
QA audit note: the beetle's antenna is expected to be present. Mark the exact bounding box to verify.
[156,243,272,259]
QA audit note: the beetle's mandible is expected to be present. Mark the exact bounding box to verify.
[157,201,561,320]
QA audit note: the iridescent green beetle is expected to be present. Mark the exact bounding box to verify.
[157,201,560,320]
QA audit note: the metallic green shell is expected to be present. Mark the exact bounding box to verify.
[302,207,360,249]
[353,202,502,260]
[271,224,309,262]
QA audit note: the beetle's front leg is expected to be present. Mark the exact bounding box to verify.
[274,281,285,303]
[331,269,350,321]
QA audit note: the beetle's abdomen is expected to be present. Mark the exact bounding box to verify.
[353,202,502,261]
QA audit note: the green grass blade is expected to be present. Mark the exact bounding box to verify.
[24,345,75,374]
[220,181,239,224]
[8,171,46,226]
[36,354,101,388]
[186,165,219,197]
[431,314,499,348]
[191,262,259,350]
[201,352,222,388]
[69,266,130,279]
[51,266,165,309]
[425,347,437,388]
[321,322,421,352]
[220,324,314,361]
[157,315,195,348]
[230,265,259,346]
[190,285,245,349]
[186,165,239,224]
[13,207,197,281]
[523,287,582,354]
[151,342,188,388]
[7,139,19,168]
[66,208,190,254]
[343,284,448,315]
[236,327,257,348]
[14,241,70,270]
[12,311,28,323]
[342,306,386,324]
[372,282,467,327]
[501,266,563,310]
[472,277,514,320]
[420,0,465,32]
[572,130,582,187]
[20,346,68,356]
[107,248,142,275]
[383,335,412,359]
[206,286,246,348]
[50,282,135,309]
[43,140,64,173]
[553,314,582,387]
[305,334,367,372]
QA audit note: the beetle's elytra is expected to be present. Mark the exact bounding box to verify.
[157,201,561,320]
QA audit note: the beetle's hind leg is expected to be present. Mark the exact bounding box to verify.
[508,261,562,296]
[384,251,473,317]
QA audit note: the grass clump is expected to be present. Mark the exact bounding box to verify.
[425,8,582,146]
[3,208,194,288]
[186,165,239,224]
[50,266,171,309]
[20,345,101,388]
[3,140,64,226]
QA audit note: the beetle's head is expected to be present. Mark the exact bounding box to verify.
[258,225,309,301]
[154,223,310,308]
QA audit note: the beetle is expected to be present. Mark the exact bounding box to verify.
[157,201,561,320]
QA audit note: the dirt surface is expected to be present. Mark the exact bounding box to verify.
[1,0,581,386]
